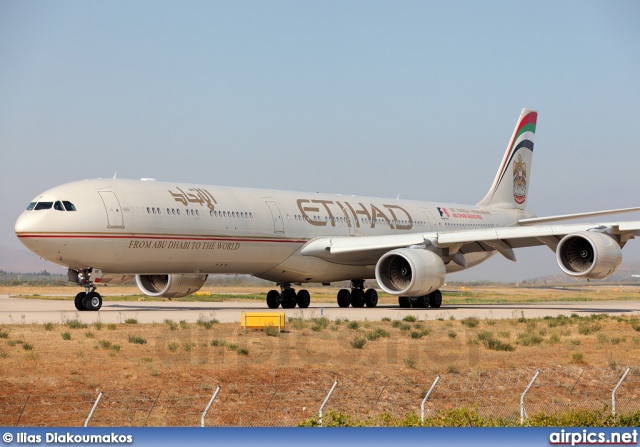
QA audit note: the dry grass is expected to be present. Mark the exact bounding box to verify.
[1,312,640,425]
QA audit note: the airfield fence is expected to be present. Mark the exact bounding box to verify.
[1,366,639,427]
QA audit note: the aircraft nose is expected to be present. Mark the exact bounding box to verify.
[15,211,43,236]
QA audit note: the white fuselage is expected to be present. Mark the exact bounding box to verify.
[15,178,522,284]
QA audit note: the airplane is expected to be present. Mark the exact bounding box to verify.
[14,109,640,312]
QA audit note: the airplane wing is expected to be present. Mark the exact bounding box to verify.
[301,221,640,265]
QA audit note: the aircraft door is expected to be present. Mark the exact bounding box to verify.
[265,200,285,234]
[98,191,124,228]
[345,207,356,236]
[422,209,437,231]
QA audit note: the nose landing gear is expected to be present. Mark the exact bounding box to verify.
[70,269,103,311]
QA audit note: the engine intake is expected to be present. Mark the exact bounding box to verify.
[375,248,445,297]
[556,231,622,280]
[136,274,208,298]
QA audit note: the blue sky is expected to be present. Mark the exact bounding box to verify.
[1,1,639,280]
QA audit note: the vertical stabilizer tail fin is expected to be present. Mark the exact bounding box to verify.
[477,108,538,210]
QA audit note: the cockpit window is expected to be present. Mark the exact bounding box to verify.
[62,201,77,211]
[54,201,65,211]
[34,202,53,210]
[26,202,36,210]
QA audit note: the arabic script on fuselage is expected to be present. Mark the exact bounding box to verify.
[168,187,217,211]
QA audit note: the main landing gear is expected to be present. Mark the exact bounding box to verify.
[266,284,311,309]
[336,280,378,308]
[398,290,442,308]
[70,269,103,311]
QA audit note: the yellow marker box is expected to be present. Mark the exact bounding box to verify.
[241,312,285,330]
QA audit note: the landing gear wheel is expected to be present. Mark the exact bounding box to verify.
[351,289,365,308]
[398,296,412,308]
[337,289,351,308]
[74,292,87,311]
[415,295,429,308]
[281,289,297,309]
[297,289,310,309]
[428,290,442,308]
[83,292,102,311]
[364,289,378,308]
[266,290,280,309]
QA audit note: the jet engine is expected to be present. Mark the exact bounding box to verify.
[375,248,446,296]
[556,231,622,280]
[135,274,208,299]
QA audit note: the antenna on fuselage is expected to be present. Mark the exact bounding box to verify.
[113,172,118,179]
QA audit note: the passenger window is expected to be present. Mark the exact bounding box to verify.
[62,201,77,211]
[34,202,53,210]
[26,202,36,210]
[54,201,65,211]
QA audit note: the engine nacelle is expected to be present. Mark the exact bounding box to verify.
[375,248,446,297]
[556,231,622,280]
[135,274,208,298]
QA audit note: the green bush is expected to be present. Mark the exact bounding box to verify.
[196,316,219,329]
[124,318,138,324]
[65,319,87,329]
[61,332,71,340]
[365,328,390,341]
[310,317,330,330]
[461,317,479,328]
[402,315,417,322]
[578,322,601,335]
[350,337,367,349]
[517,332,544,346]
[164,319,178,330]
[128,335,147,345]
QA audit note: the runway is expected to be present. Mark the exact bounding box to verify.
[1,294,639,325]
